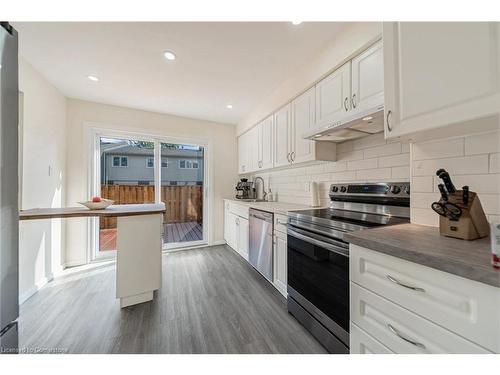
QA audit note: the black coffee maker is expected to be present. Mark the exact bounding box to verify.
[235,178,255,200]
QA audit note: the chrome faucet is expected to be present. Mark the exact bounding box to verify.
[253,176,267,201]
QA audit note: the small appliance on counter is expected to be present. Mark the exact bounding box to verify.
[235,178,255,200]
[431,169,489,241]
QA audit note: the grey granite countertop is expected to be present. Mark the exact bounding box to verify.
[344,223,499,288]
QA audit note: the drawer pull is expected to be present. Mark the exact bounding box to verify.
[387,324,426,349]
[387,275,426,293]
[276,220,287,225]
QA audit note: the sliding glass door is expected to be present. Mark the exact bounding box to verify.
[91,129,208,260]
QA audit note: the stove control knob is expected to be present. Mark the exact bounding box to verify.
[340,186,347,193]
[332,186,339,193]
[390,185,401,194]
[405,185,410,195]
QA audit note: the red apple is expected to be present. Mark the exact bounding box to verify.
[92,196,102,203]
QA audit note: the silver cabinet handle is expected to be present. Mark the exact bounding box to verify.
[386,110,393,132]
[287,153,291,163]
[387,275,425,292]
[276,220,287,225]
[387,324,426,349]
[351,94,356,108]
[291,151,295,162]
[344,97,349,111]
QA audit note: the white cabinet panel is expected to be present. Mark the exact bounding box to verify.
[351,40,384,114]
[315,62,351,128]
[291,87,316,164]
[350,244,500,353]
[350,323,393,354]
[247,126,259,173]
[273,103,291,168]
[237,217,249,261]
[351,283,491,354]
[237,133,248,174]
[273,230,287,297]
[383,22,500,139]
[260,115,274,170]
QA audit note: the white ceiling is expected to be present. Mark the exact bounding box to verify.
[14,22,348,125]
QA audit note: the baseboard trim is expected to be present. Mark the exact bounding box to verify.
[211,240,227,246]
[19,275,53,305]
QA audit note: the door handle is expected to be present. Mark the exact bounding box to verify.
[287,153,291,163]
[344,97,349,111]
[386,275,425,293]
[290,151,295,163]
[386,110,393,132]
[351,94,356,109]
[387,324,426,349]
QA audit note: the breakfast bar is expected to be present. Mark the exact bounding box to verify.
[20,203,166,308]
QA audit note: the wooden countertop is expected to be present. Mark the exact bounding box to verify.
[20,203,166,220]
[344,223,499,288]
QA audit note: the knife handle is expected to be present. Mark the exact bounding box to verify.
[462,185,469,206]
[438,184,448,201]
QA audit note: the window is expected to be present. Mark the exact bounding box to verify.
[146,157,154,168]
[112,155,128,167]
[161,158,168,168]
[179,159,199,169]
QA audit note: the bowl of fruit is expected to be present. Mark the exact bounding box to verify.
[78,197,114,210]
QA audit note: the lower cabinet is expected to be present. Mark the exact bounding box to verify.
[350,323,393,354]
[273,230,287,297]
[224,201,249,261]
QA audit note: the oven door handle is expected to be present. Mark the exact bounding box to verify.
[287,228,349,257]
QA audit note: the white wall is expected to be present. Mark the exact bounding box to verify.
[64,99,237,266]
[18,58,67,303]
[411,129,500,226]
[237,22,382,136]
[249,133,410,206]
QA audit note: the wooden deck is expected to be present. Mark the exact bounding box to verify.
[99,221,203,251]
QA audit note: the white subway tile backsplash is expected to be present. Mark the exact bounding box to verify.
[347,158,378,171]
[363,143,402,159]
[323,161,347,173]
[433,174,500,194]
[353,132,386,150]
[477,194,500,215]
[411,207,439,227]
[392,166,410,179]
[412,138,464,161]
[330,171,357,181]
[411,192,436,209]
[412,176,434,192]
[378,153,410,168]
[490,153,500,173]
[356,168,392,181]
[464,131,500,155]
[413,155,489,176]
[337,150,364,161]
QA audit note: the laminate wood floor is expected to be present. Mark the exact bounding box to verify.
[19,245,327,354]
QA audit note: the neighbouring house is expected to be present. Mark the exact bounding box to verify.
[100,142,204,186]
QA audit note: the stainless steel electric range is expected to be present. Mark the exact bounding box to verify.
[286,182,411,353]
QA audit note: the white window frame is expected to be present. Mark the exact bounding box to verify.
[85,124,212,262]
[178,159,199,169]
[111,155,128,167]
[161,158,168,168]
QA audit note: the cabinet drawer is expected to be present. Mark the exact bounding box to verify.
[350,322,393,354]
[350,244,500,352]
[274,214,288,234]
[351,283,491,354]
[227,201,249,219]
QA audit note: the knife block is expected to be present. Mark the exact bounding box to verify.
[439,190,490,240]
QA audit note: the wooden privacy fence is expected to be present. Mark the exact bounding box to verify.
[100,184,203,229]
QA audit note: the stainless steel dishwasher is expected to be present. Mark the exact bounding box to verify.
[249,208,273,282]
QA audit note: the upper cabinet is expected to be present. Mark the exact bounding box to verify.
[273,103,292,168]
[383,22,500,139]
[315,62,351,128]
[351,40,384,115]
[259,115,274,170]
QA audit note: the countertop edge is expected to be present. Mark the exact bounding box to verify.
[344,231,500,288]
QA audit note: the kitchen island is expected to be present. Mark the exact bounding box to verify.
[20,203,166,308]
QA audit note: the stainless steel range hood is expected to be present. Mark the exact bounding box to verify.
[303,105,385,142]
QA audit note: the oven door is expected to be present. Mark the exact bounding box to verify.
[287,225,350,346]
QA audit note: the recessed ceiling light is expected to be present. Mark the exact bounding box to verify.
[226,104,233,109]
[362,116,373,121]
[291,21,303,25]
[163,51,176,61]
[87,75,99,82]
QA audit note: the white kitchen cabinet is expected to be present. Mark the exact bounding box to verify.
[383,22,500,140]
[351,39,384,115]
[237,133,248,174]
[258,115,274,170]
[247,125,259,172]
[350,323,393,354]
[315,62,351,128]
[224,201,249,261]
[236,216,249,260]
[273,103,292,168]
[273,230,287,297]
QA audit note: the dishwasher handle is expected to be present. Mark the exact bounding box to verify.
[249,210,273,223]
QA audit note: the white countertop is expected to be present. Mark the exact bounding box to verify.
[224,198,326,215]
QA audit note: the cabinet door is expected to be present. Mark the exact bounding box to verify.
[273,230,287,297]
[224,202,231,244]
[226,212,237,250]
[237,217,249,261]
[260,115,274,170]
[273,104,291,168]
[351,39,384,114]
[384,22,500,139]
[315,62,351,128]
[237,134,248,174]
[247,126,259,173]
[291,87,316,164]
